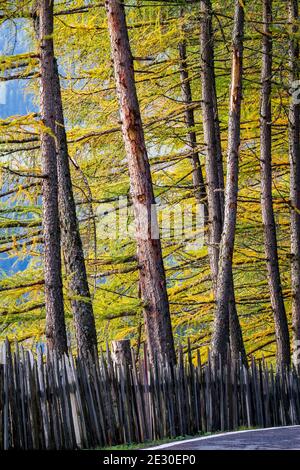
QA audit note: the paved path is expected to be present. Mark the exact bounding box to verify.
[149,426,300,450]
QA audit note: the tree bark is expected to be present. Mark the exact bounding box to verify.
[53,59,98,360]
[34,1,97,360]
[260,0,290,369]
[200,0,246,363]
[211,0,245,362]
[105,0,176,364]
[178,39,207,214]
[200,0,223,289]
[36,0,67,355]
[288,0,300,365]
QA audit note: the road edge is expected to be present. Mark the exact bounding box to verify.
[145,425,300,450]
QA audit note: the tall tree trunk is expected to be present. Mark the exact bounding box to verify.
[33,1,97,360]
[260,0,290,369]
[178,39,207,214]
[200,0,246,363]
[288,0,300,365]
[53,60,98,360]
[211,0,245,362]
[178,37,244,363]
[200,0,223,288]
[207,0,246,363]
[36,0,67,355]
[210,15,225,217]
[105,0,176,364]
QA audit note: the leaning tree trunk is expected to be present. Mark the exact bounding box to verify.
[211,0,245,362]
[52,60,98,360]
[288,0,300,365]
[260,0,290,369]
[36,0,67,355]
[105,0,176,364]
[200,0,246,363]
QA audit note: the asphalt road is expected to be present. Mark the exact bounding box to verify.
[149,426,300,450]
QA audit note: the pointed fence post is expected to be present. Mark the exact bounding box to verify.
[111,340,132,367]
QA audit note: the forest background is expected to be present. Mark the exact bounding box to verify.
[0,0,297,364]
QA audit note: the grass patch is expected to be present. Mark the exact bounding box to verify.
[93,426,260,450]
[94,432,210,450]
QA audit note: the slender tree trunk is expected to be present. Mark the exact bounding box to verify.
[178,39,207,214]
[105,0,176,364]
[33,1,97,360]
[208,1,246,363]
[288,0,300,364]
[209,16,225,217]
[177,37,246,364]
[211,0,245,362]
[200,0,223,288]
[178,31,248,363]
[201,0,246,363]
[260,0,290,369]
[36,0,67,355]
[53,60,98,360]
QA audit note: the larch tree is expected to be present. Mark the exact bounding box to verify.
[200,0,246,363]
[33,0,97,359]
[34,0,67,354]
[178,21,207,214]
[2,0,298,367]
[288,0,300,365]
[105,0,176,364]
[211,0,245,362]
[200,0,223,292]
[53,59,98,360]
[260,0,290,368]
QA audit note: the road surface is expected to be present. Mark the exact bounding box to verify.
[148,426,300,450]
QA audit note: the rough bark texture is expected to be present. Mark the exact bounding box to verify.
[288,0,300,364]
[260,0,290,368]
[53,59,98,360]
[105,0,176,364]
[211,0,245,362]
[209,12,225,217]
[37,0,67,355]
[178,39,207,214]
[200,0,223,289]
[200,0,246,363]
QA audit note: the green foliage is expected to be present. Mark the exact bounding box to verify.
[0,0,296,362]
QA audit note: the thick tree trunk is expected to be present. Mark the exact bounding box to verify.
[178,39,207,214]
[53,60,98,360]
[260,0,290,369]
[211,0,245,362]
[200,0,246,363]
[37,0,67,355]
[288,0,300,364]
[105,0,176,364]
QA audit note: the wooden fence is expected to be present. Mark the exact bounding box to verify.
[0,340,300,449]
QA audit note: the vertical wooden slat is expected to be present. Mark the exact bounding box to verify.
[1,341,300,449]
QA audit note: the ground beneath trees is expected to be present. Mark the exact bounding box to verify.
[148,426,300,450]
